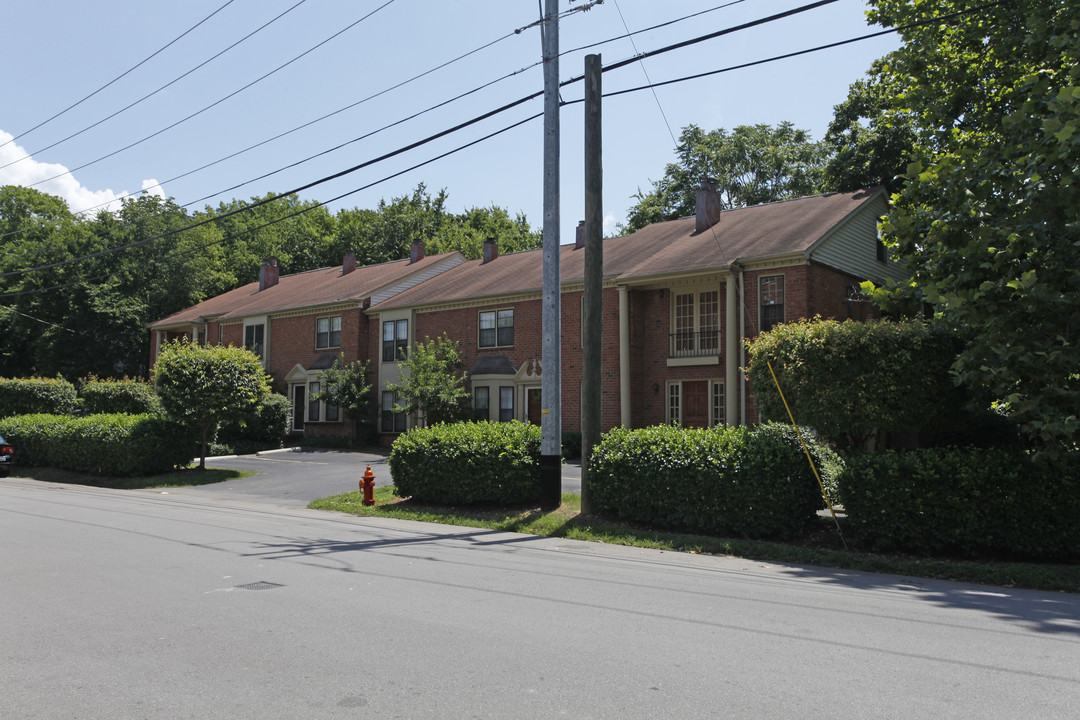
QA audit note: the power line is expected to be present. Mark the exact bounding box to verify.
[2,0,1007,288]
[1,0,738,237]
[15,0,398,191]
[0,0,878,282]
[0,0,309,172]
[0,0,239,151]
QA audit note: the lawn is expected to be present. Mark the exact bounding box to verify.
[310,486,1080,594]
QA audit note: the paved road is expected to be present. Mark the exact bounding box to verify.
[2,476,1078,719]
[191,447,582,506]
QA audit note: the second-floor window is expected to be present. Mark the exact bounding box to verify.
[382,319,408,362]
[316,316,341,349]
[760,275,785,333]
[244,323,264,360]
[671,290,719,358]
[479,309,514,348]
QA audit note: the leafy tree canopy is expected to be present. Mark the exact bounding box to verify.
[153,339,270,469]
[387,334,471,426]
[314,354,373,424]
[623,122,830,233]
[862,0,1080,453]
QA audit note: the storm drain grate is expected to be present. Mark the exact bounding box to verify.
[235,581,284,591]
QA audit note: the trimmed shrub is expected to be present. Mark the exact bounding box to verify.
[0,377,78,417]
[745,318,990,449]
[0,413,194,477]
[839,448,1080,560]
[389,421,541,505]
[561,431,582,460]
[80,378,162,415]
[216,393,291,446]
[589,423,836,540]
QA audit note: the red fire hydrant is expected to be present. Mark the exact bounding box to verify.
[360,465,376,506]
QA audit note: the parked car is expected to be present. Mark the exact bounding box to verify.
[0,434,13,477]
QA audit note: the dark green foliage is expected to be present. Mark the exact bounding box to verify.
[79,378,162,414]
[588,423,836,540]
[561,431,582,460]
[840,448,1080,561]
[624,123,829,233]
[0,413,194,476]
[745,318,985,449]
[389,421,541,505]
[0,377,79,417]
[216,392,291,448]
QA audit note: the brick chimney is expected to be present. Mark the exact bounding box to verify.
[259,257,279,291]
[410,240,425,264]
[696,177,723,232]
[575,220,585,249]
[482,237,498,264]
[342,249,356,275]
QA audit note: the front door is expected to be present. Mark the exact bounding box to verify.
[682,381,709,428]
[527,387,542,425]
[292,385,306,432]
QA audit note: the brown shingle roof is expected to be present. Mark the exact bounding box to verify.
[149,253,460,328]
[372,189,882,311]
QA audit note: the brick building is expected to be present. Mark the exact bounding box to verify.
[149,185,907,442]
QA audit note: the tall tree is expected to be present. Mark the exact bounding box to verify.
[823,56,919,193]
[865,0,1080,453]
[623,122,830,233]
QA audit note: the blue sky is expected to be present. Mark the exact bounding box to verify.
[0,0,899,250]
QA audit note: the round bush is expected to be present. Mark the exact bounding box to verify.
[389,421,541,505]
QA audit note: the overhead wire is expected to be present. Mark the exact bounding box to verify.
[1,0,745,237]
[14,0,399,191]
[1,0,1007,288]
[0,0,310,172]
[0,0,240,150]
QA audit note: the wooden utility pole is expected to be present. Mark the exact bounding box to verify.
[581,53,602,515]
[539,0,562,511]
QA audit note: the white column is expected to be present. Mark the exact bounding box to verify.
[725,273,738,426]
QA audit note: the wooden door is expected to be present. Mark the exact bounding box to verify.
[682,381,709,428]
[527,388,542,425]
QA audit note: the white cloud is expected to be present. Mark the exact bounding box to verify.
[603,213,618,236]
[0,129,165,215]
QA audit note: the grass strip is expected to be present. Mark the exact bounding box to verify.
[310,486,1080,594]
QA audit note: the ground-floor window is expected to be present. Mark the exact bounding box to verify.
[498,386,514,422]
[381,391,407,433]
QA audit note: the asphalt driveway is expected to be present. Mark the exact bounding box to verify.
[169,447,582,507]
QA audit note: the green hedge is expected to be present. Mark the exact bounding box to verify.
[216,392,291,445]
[389,421,541,505]
[745,318,999,449]
[0,413,195,477]
[839,448,1080,560]
[589,423,838,540]
[0,378,79,417]
[80,378,162,414]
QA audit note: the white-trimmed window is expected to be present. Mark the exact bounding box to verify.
[316,316,341,349]
[382,319,408,362]
[760,275,785,333]
[479,309,514,348]
[305,380,340,423]
[498,386,514,422]
[381,391,407,433]
[244,323,265,360]
[473,386,490,422]
[671,290,719,357]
